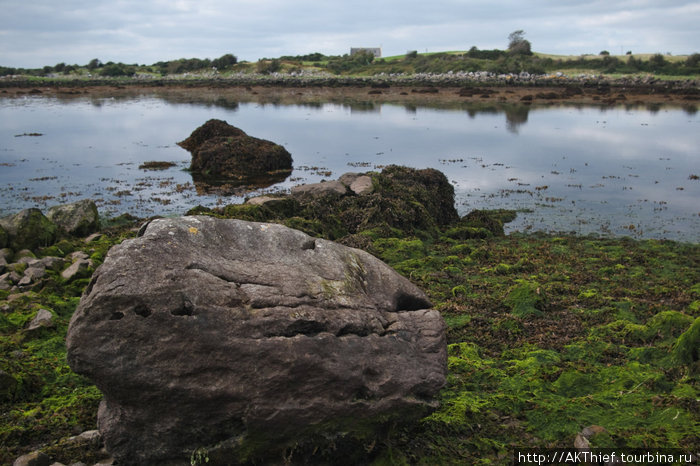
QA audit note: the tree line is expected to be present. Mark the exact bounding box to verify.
[2,29,699,78]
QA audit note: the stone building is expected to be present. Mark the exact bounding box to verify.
[350,47,382,58]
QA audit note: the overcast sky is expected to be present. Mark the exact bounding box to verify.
[2,0,699,68]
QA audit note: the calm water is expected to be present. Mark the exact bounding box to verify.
[1,94,698,242]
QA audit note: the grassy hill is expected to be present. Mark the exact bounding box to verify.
[2,49,698,81]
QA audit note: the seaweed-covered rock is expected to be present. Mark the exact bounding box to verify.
[178,119,292,181]
[176,118,246,152]
[67,216,446,465]
[211,165,459,241]
[46,199,99,237]
[0,209,57,251]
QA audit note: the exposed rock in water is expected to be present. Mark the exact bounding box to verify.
[66,216,447,465]
[178,119,293,190]
[46,199,99,237]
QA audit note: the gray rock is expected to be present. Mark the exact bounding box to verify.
[0,272,11,291]
[0,208,58,251]
[61,259,92,281]
[85,233,103,243]
[69,251,90,262]
[0,247,11,263]
[67,429,102,444]
[37,256,65,272]
[15,249,36,261]
[46,200,99,237]
[67,216,446,465]
[27,309,54,331]
[22,266,47,283]
[12,450,50,466]
[350,175,373,195]
[338,172,374,195]
[290,179,347,199]
[245,195,286,206]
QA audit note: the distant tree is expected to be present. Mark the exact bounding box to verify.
[256,59,281,74]
[0,66,17,76]
[406,50,418,59]
[87,58,102,70]
[54,62,66,72]
[99,63,135,77]
[686,53,700,67]
[599,50,610,56]
[212,53,237,70]
[508,30,532,56]
[648,53,667,72]
[351,50,375,65]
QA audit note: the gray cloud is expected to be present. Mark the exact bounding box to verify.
[1,0,698,68]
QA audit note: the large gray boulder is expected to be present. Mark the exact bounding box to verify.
[67,216,446,465]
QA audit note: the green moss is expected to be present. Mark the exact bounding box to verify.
[371,237,426,264]
[645,311,694,342]
[672,316,700,367]
[504,280,547,317]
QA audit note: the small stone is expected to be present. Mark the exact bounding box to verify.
[69,251,90,262]
[337,172,374,195]
[85,233,103,243]
[61,259,92,281]
[37,256,65,271]
[27,309,54,331]
[290,180,347,199]
[12,450,50,466]
[349,175,373,195]
[68,430,102,444]
[245,195,285,206]
[15,249,36,261]
[0,272,12,291]
[23,266,47,283]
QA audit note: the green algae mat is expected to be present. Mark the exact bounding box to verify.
[1,217,698,464]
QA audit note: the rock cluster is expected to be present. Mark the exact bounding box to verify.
[0,200,99,293]
[67,216,447,464]
[0,248,94,293]
[0,200,99,251]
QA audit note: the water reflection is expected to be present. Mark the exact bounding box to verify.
[1,93,698,242]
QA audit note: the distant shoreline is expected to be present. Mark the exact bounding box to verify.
[1,74,698,106]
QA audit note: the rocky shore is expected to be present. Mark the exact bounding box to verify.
[1,73,698,107]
